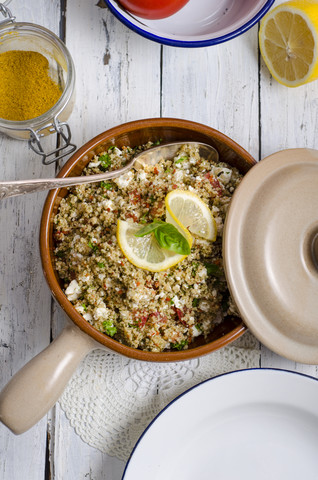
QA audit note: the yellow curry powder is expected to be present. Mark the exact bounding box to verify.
[0,50,62,121]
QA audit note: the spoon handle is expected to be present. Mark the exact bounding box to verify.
[0,163,132,199]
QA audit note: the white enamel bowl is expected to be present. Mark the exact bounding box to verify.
[105,0,275,47]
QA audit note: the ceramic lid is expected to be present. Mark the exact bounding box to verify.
[224,148,318,364]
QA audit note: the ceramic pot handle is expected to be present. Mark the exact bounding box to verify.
[0,325,96,434]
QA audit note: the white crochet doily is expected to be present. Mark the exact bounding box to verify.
[59,331,260,461]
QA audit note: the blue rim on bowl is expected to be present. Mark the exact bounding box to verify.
[104,0,275,48]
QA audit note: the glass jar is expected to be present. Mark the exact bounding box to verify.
[0,1,76,164]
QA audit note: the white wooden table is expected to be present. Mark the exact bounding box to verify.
[1,0,318,478]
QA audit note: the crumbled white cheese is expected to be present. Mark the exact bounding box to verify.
[114,171,133,188]
[79,273,91,284]
[191,325,201,337]
[138,171,147,181]
[94,306,108,320]
[88,160,100,168]
[65,280,82,301]
[212,167,232,184]
[198,267,207,278]
[172,295,183,308]
[199,300,211,312]
[112,147,122,156]
[75,305,85,315]
[174,170,183,181]
[83,313,93,322]
[102,199,114,210]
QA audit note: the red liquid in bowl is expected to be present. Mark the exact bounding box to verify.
[118,0,190,19]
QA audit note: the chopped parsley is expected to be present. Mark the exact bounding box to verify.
[171,340,188,351]
[97,262,105,268]
[192,298,199,307]
[192,261,199,277]
[204,262,223,276]
[102,320,117,337]
[99,153,112,170]
[88,240,98,252]
[101,181,112,190]
[175,156,188,164]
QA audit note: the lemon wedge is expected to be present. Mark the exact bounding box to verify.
[117,219,192,272]
[259,1,318,87]
[165,189,217,241]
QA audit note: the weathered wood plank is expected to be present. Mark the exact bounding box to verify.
[0,1,62,479]
[161,27,260,161]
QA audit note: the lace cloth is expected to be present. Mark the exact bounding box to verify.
[59,331,260,461]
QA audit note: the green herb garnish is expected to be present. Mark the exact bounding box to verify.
[192,298,199,307]
[175,156,188,164]
[171,340,188,350]
[88,240,98,252]
[101,181,112,190]
[97,262,105,268]
[99,153,112,170]
[135,219,190,255]
[81,303,88,312]
[140,212,148,224]
[192,261,199,277]
[204,262,223,276]
[102,320,117,337]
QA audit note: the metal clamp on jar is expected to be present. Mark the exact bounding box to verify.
[0,0,76,164]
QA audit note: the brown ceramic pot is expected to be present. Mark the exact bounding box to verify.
[0,118,256,435]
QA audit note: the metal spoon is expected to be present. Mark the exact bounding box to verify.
[0,142,218,199]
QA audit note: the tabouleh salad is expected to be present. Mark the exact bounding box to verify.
[53,142,243,352]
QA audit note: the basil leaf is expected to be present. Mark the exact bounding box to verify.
[135,220,190,255]
[154,224,190,255]
[134,219,165,237]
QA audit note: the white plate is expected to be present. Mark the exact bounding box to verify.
[123,369,318,479]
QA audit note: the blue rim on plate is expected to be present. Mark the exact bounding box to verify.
[104,0,275,48]
[122,368,318,479]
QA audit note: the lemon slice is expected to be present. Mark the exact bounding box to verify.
[165,189,217,241]
[117,219,192,272]
[259,1,318,87]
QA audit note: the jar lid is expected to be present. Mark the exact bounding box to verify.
[224,148,318,364]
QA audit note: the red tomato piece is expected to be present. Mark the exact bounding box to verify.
[118,0,189,20]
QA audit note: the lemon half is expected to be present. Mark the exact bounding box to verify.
[165,189,217,241]
[117,219,192,272]
[259,1,318,87]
